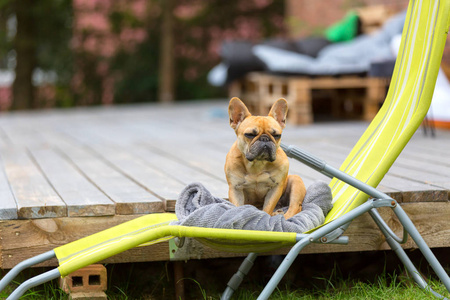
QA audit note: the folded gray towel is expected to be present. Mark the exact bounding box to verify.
[172,181,333,233]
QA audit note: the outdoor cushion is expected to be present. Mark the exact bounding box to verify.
[220,40,266,84]
[325,12,361,43]
[252,10,406,76]
[294,37,331,58]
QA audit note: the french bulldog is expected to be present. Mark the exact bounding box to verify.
[225,97,306,219]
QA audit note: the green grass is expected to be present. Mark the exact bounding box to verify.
[231,274,448,300]
[1,261,448,299]
[1,222,448,300]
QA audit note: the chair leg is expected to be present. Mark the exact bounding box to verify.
[257,238,311,300]
[7,268,61,300]
[370,207,450,298]
[0,250,56,292]
[393,205,450,291]
[221,252,258,300]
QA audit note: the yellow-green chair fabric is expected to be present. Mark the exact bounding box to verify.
[326,0,450,223]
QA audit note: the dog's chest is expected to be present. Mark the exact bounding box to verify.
[241,171,279,205]
[243,171,277,186]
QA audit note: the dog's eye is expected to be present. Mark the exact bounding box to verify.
[273,134,281,139]
[244,133,257,139]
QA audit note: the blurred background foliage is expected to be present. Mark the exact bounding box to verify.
[0,0,285,110]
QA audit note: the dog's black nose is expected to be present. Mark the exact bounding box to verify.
[259,134,271,142]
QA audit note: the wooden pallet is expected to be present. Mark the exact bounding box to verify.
[229,72,390,124]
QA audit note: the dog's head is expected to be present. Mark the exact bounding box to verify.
[228,97,287,162]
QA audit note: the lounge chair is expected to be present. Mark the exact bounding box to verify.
[1,0,449,299]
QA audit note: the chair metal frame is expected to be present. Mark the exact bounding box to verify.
[222,145,450,299]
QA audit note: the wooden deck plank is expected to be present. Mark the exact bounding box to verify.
[54,114,231,208]
[0,127,11,148]
[0,123,47,148]
[0,146,67,219]
[286,141,403,195]
[0,155,18,220]
[85,143,184,210]
[403,142,450,160]
[152,141,228,182]
[0,122,166,216]
[39,126,169,215]
[132,146,228,195]
[51,122,186,208]
[306,140,450,193]
[29,148,116,217]
[54,141,165,215]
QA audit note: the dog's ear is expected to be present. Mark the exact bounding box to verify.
[228,97,251,130]
[269,98,288,129]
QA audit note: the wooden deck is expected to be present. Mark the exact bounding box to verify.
[0,100,449,268]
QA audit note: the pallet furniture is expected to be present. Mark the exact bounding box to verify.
[229,5,399,125]
[229,72,390,124]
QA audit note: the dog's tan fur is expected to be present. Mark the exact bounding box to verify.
[225,97,306,219]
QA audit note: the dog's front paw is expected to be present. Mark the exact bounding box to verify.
[283,207,302,220]
[272,209,284,216]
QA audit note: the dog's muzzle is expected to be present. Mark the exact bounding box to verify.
[246,134,277,162]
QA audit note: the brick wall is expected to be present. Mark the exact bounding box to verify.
[285,0,450,70]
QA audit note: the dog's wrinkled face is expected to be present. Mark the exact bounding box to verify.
[237,116,282,162]
[228,97,287,163]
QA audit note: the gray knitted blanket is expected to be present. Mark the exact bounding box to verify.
[172,182,333,233]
